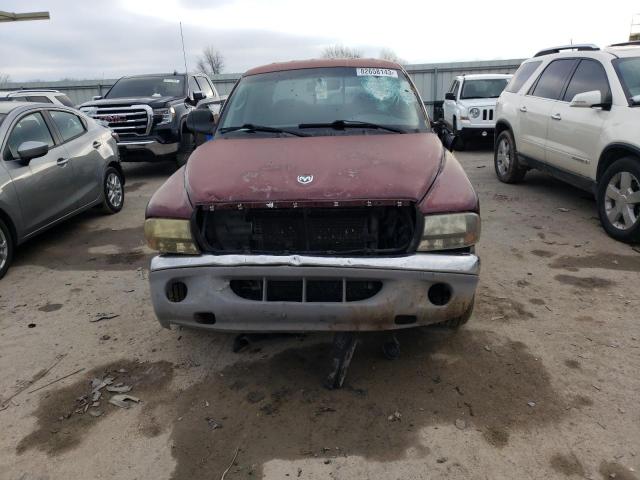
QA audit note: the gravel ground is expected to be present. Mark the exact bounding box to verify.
[1,149,638,480]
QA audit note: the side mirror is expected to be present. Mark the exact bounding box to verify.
[92,95,103,101]
[17,141,49,162]
[445,92,456,101]
[570,90,603,108]
[186,109,216,135]
[192,91,205,104]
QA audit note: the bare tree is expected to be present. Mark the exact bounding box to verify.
[379,48,406,64]
[196,46,224,76]
[321,45,362,59]
[0,73,10,87]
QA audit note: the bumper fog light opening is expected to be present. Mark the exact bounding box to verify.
[166,281,188,303]
[428,283,452,306]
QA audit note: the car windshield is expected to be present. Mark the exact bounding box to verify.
[613,57,640,104]
[106,75,186,99]
[460,79,509,99]
[217,67,428,137]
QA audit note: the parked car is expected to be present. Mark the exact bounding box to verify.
[0,89,76,107]
[0,102,124,279]
[144,59,480,347]
[494,41,640,243]
[442,74,512,149]
[78,73,221,166]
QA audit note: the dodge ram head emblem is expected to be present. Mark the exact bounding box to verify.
[297,175,314,185]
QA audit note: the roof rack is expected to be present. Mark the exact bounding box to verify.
[533,44,600,57]
[608,40,640,47]
[7,89,60,95]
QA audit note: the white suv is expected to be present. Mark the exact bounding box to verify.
[0,89,76,107]
[494,42,640,243]
[443,74,512,148]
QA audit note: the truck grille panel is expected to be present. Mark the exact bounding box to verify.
[198,205,416,255]
[90,105,150,138]
[230,278,383,302]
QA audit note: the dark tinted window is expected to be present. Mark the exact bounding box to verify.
[613,57,640,101]
[106,75,186,98]
[27,96,53,103]
[460,78,509,99]
[4,112,54,160]
[49,110,86,141]
[530,59,577,100]
[55,94,75,107]
[505,61,542,93]
[11,96,28,102]
[196,77,215,98]
[563,60,610,102]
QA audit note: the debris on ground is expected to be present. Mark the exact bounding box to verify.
[90,313,119,323]
[455,418,467,430]
[109,394,140,409]
[437,457,448,463]
[106,384,133,393]
[388,411,402,422]
[206,417,223,430]
[527,401,536,407]
[557,207,570,212]
[484,345,492,352]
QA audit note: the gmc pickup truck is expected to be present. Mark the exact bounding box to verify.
[79,73,220,166]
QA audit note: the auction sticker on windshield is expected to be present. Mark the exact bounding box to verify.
[163,78,180,83]
[356,68,398,78]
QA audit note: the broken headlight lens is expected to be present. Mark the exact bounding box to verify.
[417,213,480,251]
[144,218,199,254]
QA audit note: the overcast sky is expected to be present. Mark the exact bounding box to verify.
[1,0,639,81]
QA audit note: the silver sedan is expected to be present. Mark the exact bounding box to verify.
[0,102,125,278]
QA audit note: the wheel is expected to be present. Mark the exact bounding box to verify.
[382,336,400,360]
[176,130,195,168]
[434,296,475,329]
[597,157,640,243]
[101,167,124,214]
[494,129,527,183]
[0,218,14,280]
[453,118,465,151]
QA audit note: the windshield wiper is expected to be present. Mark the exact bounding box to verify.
[218,123,309,137]
[298,120,407,134]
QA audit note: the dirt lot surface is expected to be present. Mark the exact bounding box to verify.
[1,150,639,480]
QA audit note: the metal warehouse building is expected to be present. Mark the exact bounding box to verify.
[2,58,523,117]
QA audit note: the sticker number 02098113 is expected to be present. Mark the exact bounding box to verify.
[356,68,398,78]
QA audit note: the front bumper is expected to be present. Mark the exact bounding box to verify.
[117,139,179,159]
[149,253,480,332]
[458,125,495,140]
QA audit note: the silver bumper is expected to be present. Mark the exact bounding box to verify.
[117,140,178,156]
[149,253,480,332]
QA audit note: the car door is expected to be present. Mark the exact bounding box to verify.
[545,59,611,178]
[518,59,578,162]
[47,109,103,208]
[443,80,459,128]
[2,110,78,235]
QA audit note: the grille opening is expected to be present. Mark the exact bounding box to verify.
[267,280,303,302]
[166,281,187,303]
[230,279,262,301]
[307,280,342,302]
[428,283,452,306]
[198,205,416,255]
[395,315,417,325]
[194,312,216,324]
[346,281,383,301]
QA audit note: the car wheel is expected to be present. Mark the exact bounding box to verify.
[597,157,640,243]
[176,130,195,168]
[0,218,14,280]
[433,296,475,329]
[494,129,527,183]
[102,167,124,214]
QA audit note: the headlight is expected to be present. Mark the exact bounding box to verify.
[417,213,480,251]
[144,218,199,254]
[153,106,175,125]
[469,107,480,119]
[79,106,98,116]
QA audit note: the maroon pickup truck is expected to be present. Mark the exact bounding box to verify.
[144,59,480,337]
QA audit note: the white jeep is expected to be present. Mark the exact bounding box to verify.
[494,42,640,243]
[442,73,512,148]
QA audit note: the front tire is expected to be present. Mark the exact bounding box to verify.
[0,218,14,280]
[597,157,640,243]
[101,167,124,214]
[176,131,195,168]
[494,130,527,183]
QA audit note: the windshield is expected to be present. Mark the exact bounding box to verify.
[217,67,428,137]
[105,75,186,99]
[613,57,640,103]
[460,79,509,99]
